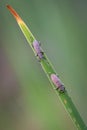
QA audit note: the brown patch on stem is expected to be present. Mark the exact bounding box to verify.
[6,5,23,24]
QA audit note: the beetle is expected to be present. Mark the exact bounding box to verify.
[32,40,44,60]
[50,73,65,93]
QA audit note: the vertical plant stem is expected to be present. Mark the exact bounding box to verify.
[7,5,87,130]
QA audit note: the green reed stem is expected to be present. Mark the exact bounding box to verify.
[7,5,87,130]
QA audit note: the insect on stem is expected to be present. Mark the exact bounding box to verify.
[6,5,87,130]
[50,74,65,93]
[32,40,44,61]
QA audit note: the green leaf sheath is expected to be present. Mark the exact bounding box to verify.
[17,20,87,130]
[7,5,87,130]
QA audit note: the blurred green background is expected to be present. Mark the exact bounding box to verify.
[0,0,87,130]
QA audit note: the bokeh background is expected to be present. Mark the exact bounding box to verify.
[0,0,87,130]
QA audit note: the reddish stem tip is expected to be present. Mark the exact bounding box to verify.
[6,5,22,23]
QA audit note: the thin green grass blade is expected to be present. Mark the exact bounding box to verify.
[7,5,87,130]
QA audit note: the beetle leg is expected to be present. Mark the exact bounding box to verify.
[39,41,41,46]
[41,51,44,55]
[35,54,41,62]
[35,53,38,57]
[56,74,59,77]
